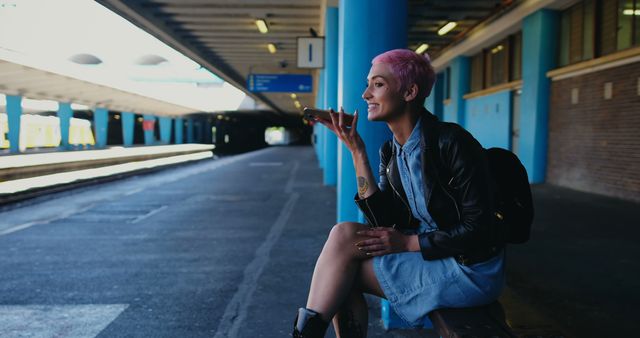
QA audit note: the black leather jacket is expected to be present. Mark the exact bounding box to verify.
[355,110,502,265]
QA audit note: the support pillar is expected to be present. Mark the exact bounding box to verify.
[520,9,559,183]
[6,95,22,153]
[93,107,108,148]
[442,57,470,126]
[425,72,445,120]
[121,112,134,147]
[337,0,405,222]
[174,117,184,144]
[57,102,73,149]
[315,70,326,168]
[159,116,172,144]
[322,5,339,186]
[143,114,156,145]
[187,118,195,143]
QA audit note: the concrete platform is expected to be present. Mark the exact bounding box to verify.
[0,145,635,337]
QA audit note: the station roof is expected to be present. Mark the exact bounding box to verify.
[0,59,198,116]
[96,0,514,115]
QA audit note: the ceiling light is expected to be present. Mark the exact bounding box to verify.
[68,53,103,65]
[290,93,297,99]
[623,9,640,15]
[255,19,269,33]
[415,43,429,54]
[267,43,277,54]
[294,100,301,109]
[438,21,457,36]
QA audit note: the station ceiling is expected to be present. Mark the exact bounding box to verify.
[97,0,515,115]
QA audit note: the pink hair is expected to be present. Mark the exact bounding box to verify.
[371,49,436,104]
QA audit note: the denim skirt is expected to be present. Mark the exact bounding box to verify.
[372,249,505,326]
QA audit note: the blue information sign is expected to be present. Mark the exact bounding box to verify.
[247,74,312,93]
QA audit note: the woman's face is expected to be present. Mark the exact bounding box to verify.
[362,63,405,121]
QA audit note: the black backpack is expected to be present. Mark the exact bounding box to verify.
[485,147,534,244]
[424,120,534,245]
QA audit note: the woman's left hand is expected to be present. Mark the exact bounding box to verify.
[355,227,411,256]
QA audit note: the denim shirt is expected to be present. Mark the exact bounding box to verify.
[393,117,438,233]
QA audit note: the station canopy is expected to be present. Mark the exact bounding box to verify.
[0,0,250,116]
[1,0,517,116]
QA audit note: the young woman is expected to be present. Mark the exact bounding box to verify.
[293,49,505,338]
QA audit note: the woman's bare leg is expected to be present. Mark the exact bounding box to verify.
[332,257,386,337]
[305,222,373,322]
[306,221,387,334]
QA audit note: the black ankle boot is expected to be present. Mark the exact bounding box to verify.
[292,308,328,338]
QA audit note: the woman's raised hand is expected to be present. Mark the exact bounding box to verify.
[315,107,365,155]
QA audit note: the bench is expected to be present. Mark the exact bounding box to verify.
[381,299,516,337]
[428,302,516,338]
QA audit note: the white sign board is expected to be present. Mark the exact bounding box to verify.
[297,37,324,68]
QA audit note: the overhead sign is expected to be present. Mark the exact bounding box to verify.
[297,37,324,68]
[247,74,312,93]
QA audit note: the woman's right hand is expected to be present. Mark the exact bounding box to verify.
[315,107,366,156]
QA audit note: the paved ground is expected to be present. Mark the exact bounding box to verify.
[0,145,637,337]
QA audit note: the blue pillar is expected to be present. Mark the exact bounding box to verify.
[315,70,326,168]
[93,107,108,148]
[6,95,22,153]
[323,5,339,187]
[425,72,445,120]
[187,118,195,143]
[174,117,184,144]
[443,57,470,126]
[337,0,405,222]
[121,112,134,147]
[159,116,172,144]
[143,114,156,145]
[520,9,558,183]
[57,102,73,149]
[197,121,204,143]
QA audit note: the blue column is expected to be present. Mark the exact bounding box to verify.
[6,95,22,153]
[174,117,184,144]
[57,102,73,149]
[143,114,156,145]
[443,57,470,126]
[159,116,172,144]
[316,70,326,168]
[187,118,195,143]
[322,5,339,187]
[93,107,108,148]
[520,10,558,183]
[197,121,204,143]
[337,0,405,222]
[425,72,445,120]
[121,112,134,147]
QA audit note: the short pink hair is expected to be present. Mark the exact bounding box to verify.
[372,49,436,104]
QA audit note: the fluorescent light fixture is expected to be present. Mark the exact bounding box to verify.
[255,19,268,33]
[623,9,640,15]
[438,21,457,36]
[294,100,301,109]
[290,93,297,99]
[415,43,429,54]
[267,43,277,54]
[491,45,504,54]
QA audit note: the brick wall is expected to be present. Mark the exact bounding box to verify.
[548,61,640,202]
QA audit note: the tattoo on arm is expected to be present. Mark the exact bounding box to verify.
[357,176,369,198]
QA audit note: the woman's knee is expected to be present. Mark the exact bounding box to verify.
[328,222,366,244]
